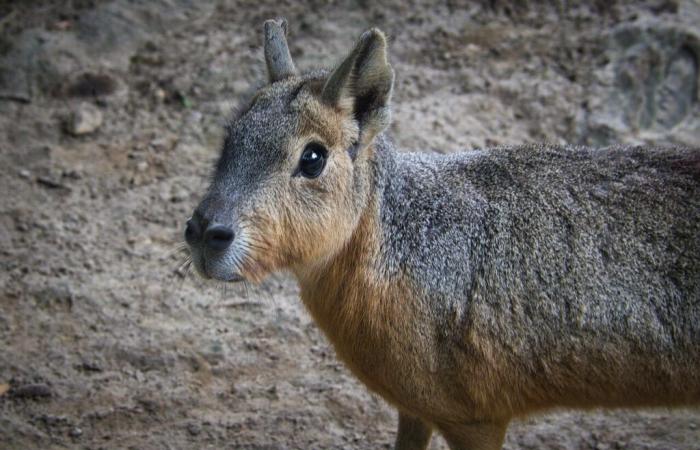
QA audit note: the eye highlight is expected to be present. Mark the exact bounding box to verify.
[297,142,327,178]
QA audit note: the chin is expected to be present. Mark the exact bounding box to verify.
[203,267,246,283]
[189,259,241,283]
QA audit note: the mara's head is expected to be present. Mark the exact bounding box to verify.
[184,19,394,283]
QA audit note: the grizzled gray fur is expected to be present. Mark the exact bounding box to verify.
[377,137,699,382]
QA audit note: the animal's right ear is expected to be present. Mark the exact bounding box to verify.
[321,29,394,153]
[264,18,297,83]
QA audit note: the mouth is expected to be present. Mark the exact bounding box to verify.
[218,272,246,283]
[199,269,246,283]
[190,251,247,283]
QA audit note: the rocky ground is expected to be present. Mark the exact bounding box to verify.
[0,1,699,449]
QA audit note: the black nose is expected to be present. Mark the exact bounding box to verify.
[203,224,234,252]
[185,216,235,252]
[184,218,201,244]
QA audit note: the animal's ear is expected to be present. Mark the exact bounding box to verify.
[264,18,297,83]
[321,29,394,152]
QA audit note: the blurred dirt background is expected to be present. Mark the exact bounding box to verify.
[0,1,699,449]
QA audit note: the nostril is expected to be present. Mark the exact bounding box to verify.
[204,224,234,252]
[184,218,201,244]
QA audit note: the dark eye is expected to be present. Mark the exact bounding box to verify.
[298,143,327,178]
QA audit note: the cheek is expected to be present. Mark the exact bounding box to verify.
[247,156,358,269]
[286,162,357,254]
[299,155,355,220]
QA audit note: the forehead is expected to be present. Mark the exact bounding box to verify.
[213,80,304,191]
[210,71,349,194]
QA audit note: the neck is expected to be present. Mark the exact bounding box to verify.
[294,133,400,335]
[293,171,416,401]
[293,132,397,281]
[290,137,434,408]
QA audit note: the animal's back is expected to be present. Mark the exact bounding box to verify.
[382,143,700,417]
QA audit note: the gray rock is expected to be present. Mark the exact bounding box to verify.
[116,347,176,372]
[187,423,201,436]
[35,281,74,311]
[12,383,52,399]
[65,103,103,136]
[585,19,700,146]
[0,0,216,101]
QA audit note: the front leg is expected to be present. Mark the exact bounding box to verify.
[394,412,433,450]
[437,420,507,450]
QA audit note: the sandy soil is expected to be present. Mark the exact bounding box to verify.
[1,1,699,449]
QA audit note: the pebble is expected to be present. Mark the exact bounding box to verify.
[144,284,162,299]
[170,188,188,203]
[80,360,103,372]
[154,88,166,102]
[66,103,103,136]
[137,398,159,413]
[150,136,173,151]
[13,383,52,399]
[36,281,74,310]
[36,175,67,190]
[69,427,83,438]
[187,423,201,436]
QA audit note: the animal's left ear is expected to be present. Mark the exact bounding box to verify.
[321,29,394,153]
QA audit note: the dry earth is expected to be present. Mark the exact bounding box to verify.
[0,1,699,449]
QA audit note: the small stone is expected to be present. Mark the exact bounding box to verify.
[137,398,159,413]
[231,80,250,94]
[36,175,67,190]
[35,281,73,310]
[170,188,188,203]
[62,169,82,180]
[150,137,172,151]
[38,414,68,427]
[13,383,52,399]
[18,169,31,179]
[465,43,481,57]
[159,186,172,202]
[187,423,201,436]
[80,360,103,372]
[53,20,73,31]
[66,73,118,98]
[154,88,166,102]
[69,427,83,438]
[266,384,279,400]
[144,284,162,299]
[66,103,103,136]
[136,161,149,172]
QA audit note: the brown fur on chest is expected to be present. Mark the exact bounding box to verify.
[296,202,434,411]
[295,202,507,421]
